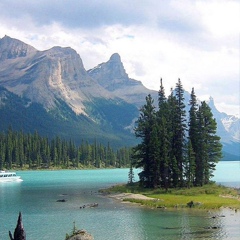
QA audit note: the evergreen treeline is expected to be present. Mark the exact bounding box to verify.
[133,79,222,189]
[0,128,131,169]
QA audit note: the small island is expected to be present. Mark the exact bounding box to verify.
[100,80,240,211]
[101,183,240,210]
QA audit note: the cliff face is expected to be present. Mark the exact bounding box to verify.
[0,35,36,61]
[0,36,112,115]
[0,36,155,115]
[88,53,157,107]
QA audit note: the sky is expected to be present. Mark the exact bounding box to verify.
[0,0,239,116]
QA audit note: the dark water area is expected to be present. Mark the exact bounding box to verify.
[0,162,239,240]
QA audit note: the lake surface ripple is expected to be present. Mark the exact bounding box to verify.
[0,161,239,240]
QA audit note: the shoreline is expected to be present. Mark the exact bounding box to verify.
[101,183,240,211]
[106,191,240,213]
[108,192,155,201]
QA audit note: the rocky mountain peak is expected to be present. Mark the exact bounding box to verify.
[45,46,78,57]
[0,35,37,61]
[109,52,121,62]
[87,53,130,91]
[0,36,114,115]
[106,53,128,79]
[206,96,216,111]
[208,96,214,104]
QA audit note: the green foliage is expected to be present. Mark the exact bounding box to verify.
[0,128,132,169]
[84,97,139,132]
[132,80,222,189]
[133,94,158,188]
[65,222,79,240]
[128,155,135,184]
[105,183,240,210]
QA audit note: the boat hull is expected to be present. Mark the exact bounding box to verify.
[0,176,22,182]
[0,171,22,182]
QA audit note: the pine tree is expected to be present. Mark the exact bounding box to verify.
[196,101,222,185]
[158,78,166,105]
[167,89,180,187]
[148,122,161,188]
[159,116,170,190]
[133,94,157,187]
[157,79,170,189]
[185,140,196,187]
[188,87,198,185]
[174,78,187,186]
[128,155,135,185]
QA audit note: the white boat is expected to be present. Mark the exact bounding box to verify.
[0,170,22,182]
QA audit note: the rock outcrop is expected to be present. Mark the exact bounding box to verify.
[9,212,26,240]
[67,230,94,240]
[0,36,112,115]
[8,213,94,240]
[88,53,157,107]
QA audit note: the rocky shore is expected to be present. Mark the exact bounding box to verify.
[9,213,94,240]
[66,229,94,240]
[109,192,155,201]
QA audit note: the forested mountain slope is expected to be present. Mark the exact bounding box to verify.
[0,36,239,159]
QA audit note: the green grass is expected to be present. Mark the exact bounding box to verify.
[101,182,240,210]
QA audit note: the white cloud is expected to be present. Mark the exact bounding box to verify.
[0,0,239,116]
[198,0,239,36]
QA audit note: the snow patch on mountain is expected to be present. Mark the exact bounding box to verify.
[221,115,240,141]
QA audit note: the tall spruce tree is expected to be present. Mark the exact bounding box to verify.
[128,157,135,185]
[149,122,161,188]
[157,79,170,190]
[167,89,179,187]
[185,140,196,187]
[188,88,198,185]
[133,80,222,189]
[174,79,187,186]
[133,94,158,188]
[158,78,166,105]
[195,101,222,185]
[188,88,198,149]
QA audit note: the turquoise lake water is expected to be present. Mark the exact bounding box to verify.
[0,161,240,240]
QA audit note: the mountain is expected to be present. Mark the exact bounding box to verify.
[0,35,115,115]
[0,35,36,60]
[0,35,239,159]
[87,53,158,107]
[0,86,139,148]
[0,36,141,147]
[206,97,240,160]
[208,98,240,142]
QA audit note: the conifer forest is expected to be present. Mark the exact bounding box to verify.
[0,129,131,169]
[133,79,222,189]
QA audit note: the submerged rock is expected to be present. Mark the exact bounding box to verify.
[57,199,67,202]
[79,203,98,209]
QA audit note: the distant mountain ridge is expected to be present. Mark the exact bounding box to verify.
[0,35,239,159]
